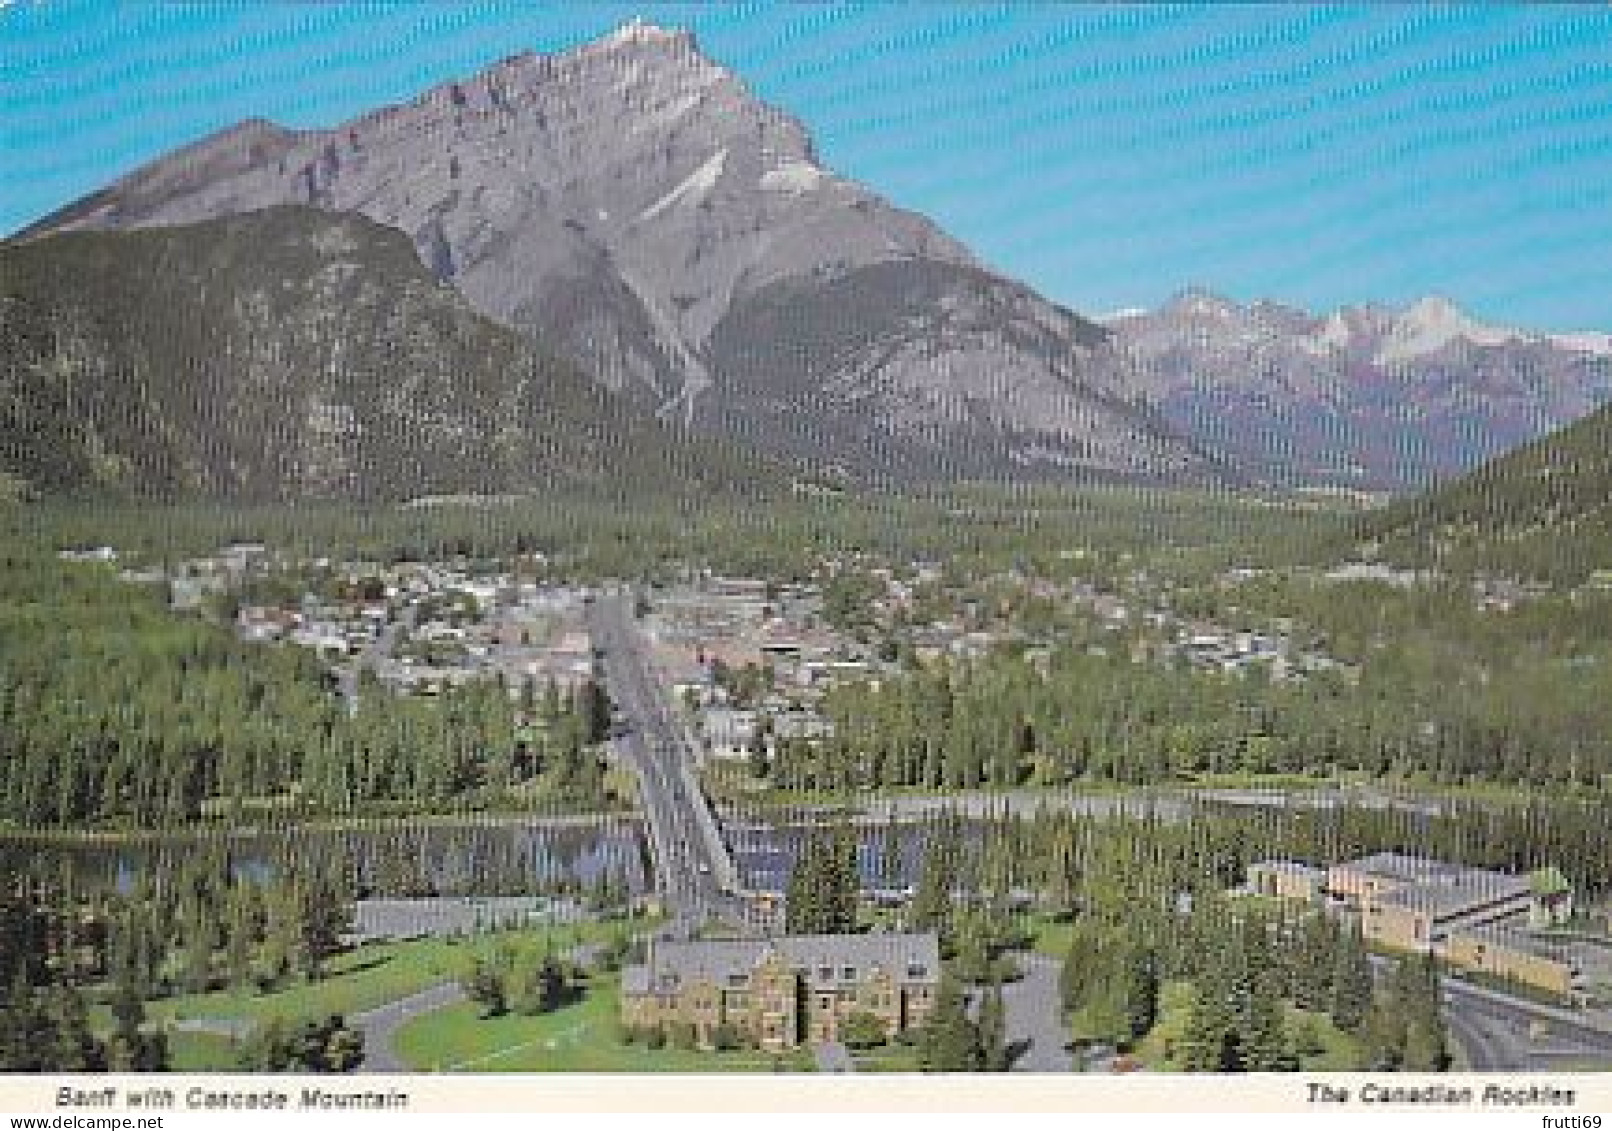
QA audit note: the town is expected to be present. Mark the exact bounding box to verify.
[10,535,1608,1075]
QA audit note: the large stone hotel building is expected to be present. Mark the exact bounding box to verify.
[621,932,941,1050]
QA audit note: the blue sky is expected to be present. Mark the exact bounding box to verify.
[4,2,1610,330]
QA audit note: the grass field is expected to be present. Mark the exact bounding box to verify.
[146,919,639,1031]
[164,1030,241,1072]
[1022,913,1076,958]
[1126,981,1362,1071]
[850,1045,921,1073]
[394,973,811,1073]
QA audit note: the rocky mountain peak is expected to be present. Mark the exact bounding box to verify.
[1380,295,1520,363]
[587,18,699,54]
[15,25,1229,489]
[1106,289,1612,489]
[1162,286,1242,321]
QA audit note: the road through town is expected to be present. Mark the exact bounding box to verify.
[586,591,751,934]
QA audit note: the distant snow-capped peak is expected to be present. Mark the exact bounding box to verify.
[1107,290,1611,361]
[1375,295,1521,364]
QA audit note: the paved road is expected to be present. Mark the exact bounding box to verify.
[726,791,1190,827]
[352,944,608,1073]
[1442,979,1612,1071]
[1000,954,1073,1072]
[814,1042,855,1073]
[729,784,1457,829]
[168,1017,255,1040]
[351,895,590,942]
[352,982,466,1072]
[1366,955,1612,1071]
[336,602,418,715]
[587,592,754,934]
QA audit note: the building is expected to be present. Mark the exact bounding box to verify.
[1443,925,1578,999]
[620,933,940,1050]
[1248,853,1590,996]
[1246,860,1325,903]
[1319,853,1588,997]
[1327,853,1533,950]
[1529,866,1575,928]
[700,707,759,760]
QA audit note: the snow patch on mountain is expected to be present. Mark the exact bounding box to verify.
[1376,296,1520,364]
[1098,307,1148,323]
[639,147,727,221]
[1550,331,1612,357]
[759,160,824,194]
[1313,311,1353,352]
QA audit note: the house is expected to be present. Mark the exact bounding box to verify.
[704,576,771,601]
[58,545,118,563]
[771,710,835,745]
[1246,860,1325,903]
[1529,866,1575,928]
[620,933,940,1050]
[701,707,759,760]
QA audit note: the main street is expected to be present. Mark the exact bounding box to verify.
[335,601,418,716]
[586,590,753,934]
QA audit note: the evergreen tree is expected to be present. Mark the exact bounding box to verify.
[785,826,857,934]
[1290,913,1337,1013]
[462,955,508,1018]
[47,985,105,1071]
[979,978,1010,1072]
[909,825,957,937]
[917,978,983,1072]
[1329,922,1374,1033]
[1122,946,1160,1043]
[1180,962,1238,1072]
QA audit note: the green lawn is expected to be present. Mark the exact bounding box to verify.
[165,1030,241,1072]
[1022,913,1077,958]
[146,919,637,1031]
[1128,981,1363,1071]
[851,1045,921,1073]
[394,974,810,1073]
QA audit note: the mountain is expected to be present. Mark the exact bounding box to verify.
[1353,398,1612,583]
[0,207,782,502]
[1105,289,1612,490]
[17,21,1225,487]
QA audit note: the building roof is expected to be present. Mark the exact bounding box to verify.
[1335,853,1533,925]
[1336,852,1455,884]
[1374,869,1531,919]
[1250,859,1322,876]
[1530,866,1572,896]
[621,965,650,995]
[623,932,940,996]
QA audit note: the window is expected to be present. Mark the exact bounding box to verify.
[842,966,857,981]
[819,966,833,981]
[907,963,927,978]
[727,973,747,987]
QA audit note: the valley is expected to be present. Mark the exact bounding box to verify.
[2,6,1610,1093]
[3,483,1610,1075]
